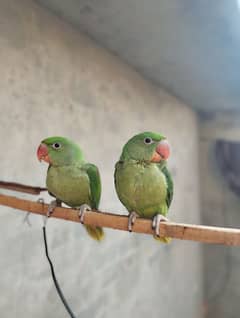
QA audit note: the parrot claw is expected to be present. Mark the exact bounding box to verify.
[47,200,58,218]
[128,211,138,232]
[46,198,62,218]
[152,214,169,237]
[43,199,61,226]
[78,204,91,224]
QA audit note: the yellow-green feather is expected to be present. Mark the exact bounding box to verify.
[85,225,104,241]
[115,160,169,218]
[42,136,104,241]
[84,163,104,241]
[47,164,104,241]
[114,132,173,243]
[115,161,172,243]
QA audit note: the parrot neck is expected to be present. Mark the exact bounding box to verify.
[48,158,85,167]
[118,158,167,169]
[120,149,167,169]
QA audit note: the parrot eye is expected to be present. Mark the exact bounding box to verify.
[52,142,61,150]
[144,137,153,145]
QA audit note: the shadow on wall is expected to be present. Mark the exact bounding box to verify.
[215,140,240,197]
[202,137,240,318]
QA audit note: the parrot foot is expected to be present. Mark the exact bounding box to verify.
[152,214,169,237]
[47,200,58,218]
[128,211,138,232]
[47,199,62,217]
[44,199,62,226]
[78,204,91,224]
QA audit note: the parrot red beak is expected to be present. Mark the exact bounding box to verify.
[37,143,51,163]
[151,140,170,163]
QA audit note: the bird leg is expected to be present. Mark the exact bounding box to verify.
[42,199,62,226]
[47,199,62,217]
[152,214,169,237]
[78,204,91,224]
[128,211,138,232]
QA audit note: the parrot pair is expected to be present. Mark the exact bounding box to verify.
[37,132,173,242]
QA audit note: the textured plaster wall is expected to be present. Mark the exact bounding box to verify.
[0,1,202,317]
[200,115,240,318]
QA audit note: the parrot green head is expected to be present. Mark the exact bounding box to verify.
[37,136,84,166]
[120,131,170,163]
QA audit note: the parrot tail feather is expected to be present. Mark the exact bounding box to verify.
[84,225,105,241]
[154,235,172,244]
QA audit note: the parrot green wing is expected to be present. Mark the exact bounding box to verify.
[84,163,104,241]
[161,166,173,208]
[84,163,101,210]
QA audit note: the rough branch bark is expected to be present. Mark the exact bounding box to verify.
[1,192,240,245]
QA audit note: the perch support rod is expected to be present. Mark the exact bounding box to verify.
[0,192,240,246]
[0,181,47,195]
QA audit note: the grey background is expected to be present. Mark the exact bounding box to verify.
[37,0,240,112]
[200,117,240,318]
[0,1,202,318]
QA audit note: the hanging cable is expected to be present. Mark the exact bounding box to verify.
[43,225,77,318]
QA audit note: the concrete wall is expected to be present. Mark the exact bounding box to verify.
[0,1,202,317]
[200,114,240,318]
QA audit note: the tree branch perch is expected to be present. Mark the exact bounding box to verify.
[1,190,240,245]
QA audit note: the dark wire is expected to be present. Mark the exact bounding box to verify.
[42,226,77,318]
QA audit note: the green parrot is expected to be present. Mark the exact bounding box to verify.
[37,136,104,241]
[114,132,173,242]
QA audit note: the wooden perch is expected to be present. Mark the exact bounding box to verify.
[1,191,240,245]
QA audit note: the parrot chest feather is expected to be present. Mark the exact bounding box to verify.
[46,165,91,207]
[115,161,168,218]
